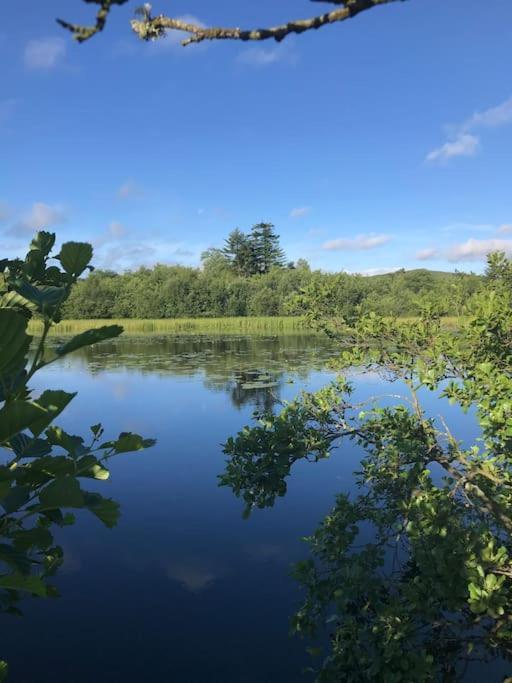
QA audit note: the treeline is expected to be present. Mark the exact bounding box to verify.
[64,261,482,319]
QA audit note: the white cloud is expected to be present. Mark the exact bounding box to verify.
[8,202,66,236]
[95,239,199,270]
[355,267,401,276]
[322,233,391,251]
[416,248,437,260]
[118,181,143,199]
[24,38,66,70]
[426,133,479,163]
[497,224,512,234]
[290,206,310,219]
[446,238,512,262]
[427,94,512,163]
[237,42,298,67]
[462,96,512,131]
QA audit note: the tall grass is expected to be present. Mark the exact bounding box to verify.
[28,315,463,337]
[28,316,310,336]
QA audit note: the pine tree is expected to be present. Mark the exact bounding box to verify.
[249,223,285,274]
[223,229,254,276]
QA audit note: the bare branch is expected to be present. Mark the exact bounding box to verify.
[57,0,130,43]
[59,0,406,46]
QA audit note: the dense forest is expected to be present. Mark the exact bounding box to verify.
[65,223,482,319]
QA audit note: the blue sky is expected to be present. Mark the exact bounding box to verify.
[1,0,512,274]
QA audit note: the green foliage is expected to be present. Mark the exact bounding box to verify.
[222,252,512,680]
[0,233,155,674]
[63,235,482,321]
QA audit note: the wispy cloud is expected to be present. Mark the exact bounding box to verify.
[426,134,479,163]
[94,239,199,270]
[354,267,401,276]
[237,42,298,67]
[416,238,512,262]
[24,37,66,70]
[290,206,310,219]
[497,224,512,234]
[118,180,143,199]
[426,95,512,163]
[322,233,391,251]
[416,248,437,261]
[7,202,66,237]
[447,238,512,262]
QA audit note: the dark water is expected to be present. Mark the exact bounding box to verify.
[1,334,508,682]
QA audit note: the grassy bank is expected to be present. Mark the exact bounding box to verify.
[28,315,463,337]
[28,316,310,336]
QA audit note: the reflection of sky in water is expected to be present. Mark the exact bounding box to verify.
[2,334,499,682]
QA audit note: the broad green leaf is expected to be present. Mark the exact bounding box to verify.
[11,281,66,313]
[0,290,38,313]
[39,477,84,509]
[0,485,31,514]
[0,544,32,574]
[30,231,55,256]
[8,433,51,459]
[76,455,109,480]
[45,426,85,456]
[58,242,93,277]
[83,493,120,528]
[102,432,156,454]
[0,308,31,377]
[12,527,53,552]
[0,400,48,445]
[29,390,76,437]
[0,573,47,597]
[56,325,123,356]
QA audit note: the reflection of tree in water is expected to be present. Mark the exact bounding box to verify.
[212,369,283,412]
[46,334,339,409]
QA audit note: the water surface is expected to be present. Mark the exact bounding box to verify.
[0,334,505,682]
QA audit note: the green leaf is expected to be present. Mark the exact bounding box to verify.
[0,400,47,445]
[83,493,120,528]
[56,325,123,356]
[0,308,31,377]
[0,544,32,574]
[0,486,31,514]
[0,573,47,597]
[29,390,76,437]
[0,290,38,313]
[30,231,55,256]
[11,281,66,313]
[45,426,84,456]
[76,455,109,480]
[12,527,53,552]
[8,433,51,459]
[58,242,93,277]
[0,660,8,683]
[102,432,156,454]
[39,477,84,509]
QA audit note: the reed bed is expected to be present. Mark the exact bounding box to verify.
[27,315,464,337]
[28,316,310,336]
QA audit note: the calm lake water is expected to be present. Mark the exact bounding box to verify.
[1,334,507,682]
